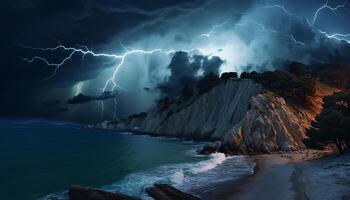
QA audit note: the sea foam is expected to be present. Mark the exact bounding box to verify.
[103,151,254,198]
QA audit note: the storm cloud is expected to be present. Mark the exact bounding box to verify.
[158,51,224,97]
[67,91,118,104]
[1,0,350,123]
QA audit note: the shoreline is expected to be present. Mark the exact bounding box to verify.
[61,128,346,200]
[63,145,343,200]
[197,147,336,200]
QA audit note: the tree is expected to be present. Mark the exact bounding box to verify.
[305,92,350,153]
[220,72,238,82]
[181,85,194,99]
[240,71,258,79]
[289,61,311,77]
[316,62,350,89]
[197,73,221,94]
[251,70,316,104]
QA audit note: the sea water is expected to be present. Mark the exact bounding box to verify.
[0,120,254,200]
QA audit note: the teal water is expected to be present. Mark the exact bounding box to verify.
[0,121,206,200]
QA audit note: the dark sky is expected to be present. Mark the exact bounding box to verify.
[1,0,350,123]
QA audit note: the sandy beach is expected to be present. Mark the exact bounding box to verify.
[196,147,350,200]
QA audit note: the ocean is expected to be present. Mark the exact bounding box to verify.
[0,120,254,200]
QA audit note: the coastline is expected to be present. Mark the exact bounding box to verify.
[80,128,350,200]
[197,147,337,200]
[64,145,346,200]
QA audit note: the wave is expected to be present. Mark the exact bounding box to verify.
[190,153,226,174]
[39,140,254,200]
[103,152,254,198]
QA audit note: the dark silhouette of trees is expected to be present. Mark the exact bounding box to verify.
[181,85,194,99]
[220,72,238,82]
[305,92,350,153]
[316,62,350,89]
[197,73,221,94]
[240,71,259,79]
[289,61,312,77]
[239,68,316,104]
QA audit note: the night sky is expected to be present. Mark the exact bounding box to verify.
[1,0,350,123]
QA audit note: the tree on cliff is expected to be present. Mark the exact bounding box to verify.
[220,72,238,82]
[181,85,194,99]
[289,61,312,77]
[197,73,220,94]
[316,62,350,89]
[240,69,316,104]
[306,91,350,153]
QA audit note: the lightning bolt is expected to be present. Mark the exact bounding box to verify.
[286,34,305,46]
[236,20,267,32]
[235,20,304,46]
[19,43,211,118]
[100,48,175,92]
[318,30,350,44]
[263,4,293,16]
[311,0,347,26]
[18,1,350,119]
[262,1,350,44]
[200,21,228,37]
[19,43,178,117]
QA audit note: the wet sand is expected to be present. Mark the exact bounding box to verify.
[198,147,335,200]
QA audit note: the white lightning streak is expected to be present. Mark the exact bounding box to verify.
[236,20,304,46]
[262,1,350,45]
[263,4,292,16]
[311,0,347,25]
[287,34,305,46]
[19,44,176,117]
[200,21,228,37]
[100,48,174,92]
[19,43,212,118]
[19,44,174,86]
[318,30,350,44]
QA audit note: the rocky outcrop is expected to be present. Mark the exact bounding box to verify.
[97,79,338,153]
[68,185,138,200]
[146,184,200,200]
[224,92,308,152]
[198,143,221,155]
[104,79,263,140]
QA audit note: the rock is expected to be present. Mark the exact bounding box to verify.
[97,79,338,153]
[110,79,263,140]
[198,143,220,155]
[146,184,200,200]
[68,185,138,200]
[225,92,308,153]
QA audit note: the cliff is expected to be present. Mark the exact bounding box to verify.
[97,79,338,153]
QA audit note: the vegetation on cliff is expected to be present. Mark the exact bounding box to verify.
[240,62,316,105]
[315,62,350,89]
[305,91,350,153]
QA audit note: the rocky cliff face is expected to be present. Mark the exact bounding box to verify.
[97,79,338,153]
[225,92,308,152]
[103,79,262,140]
